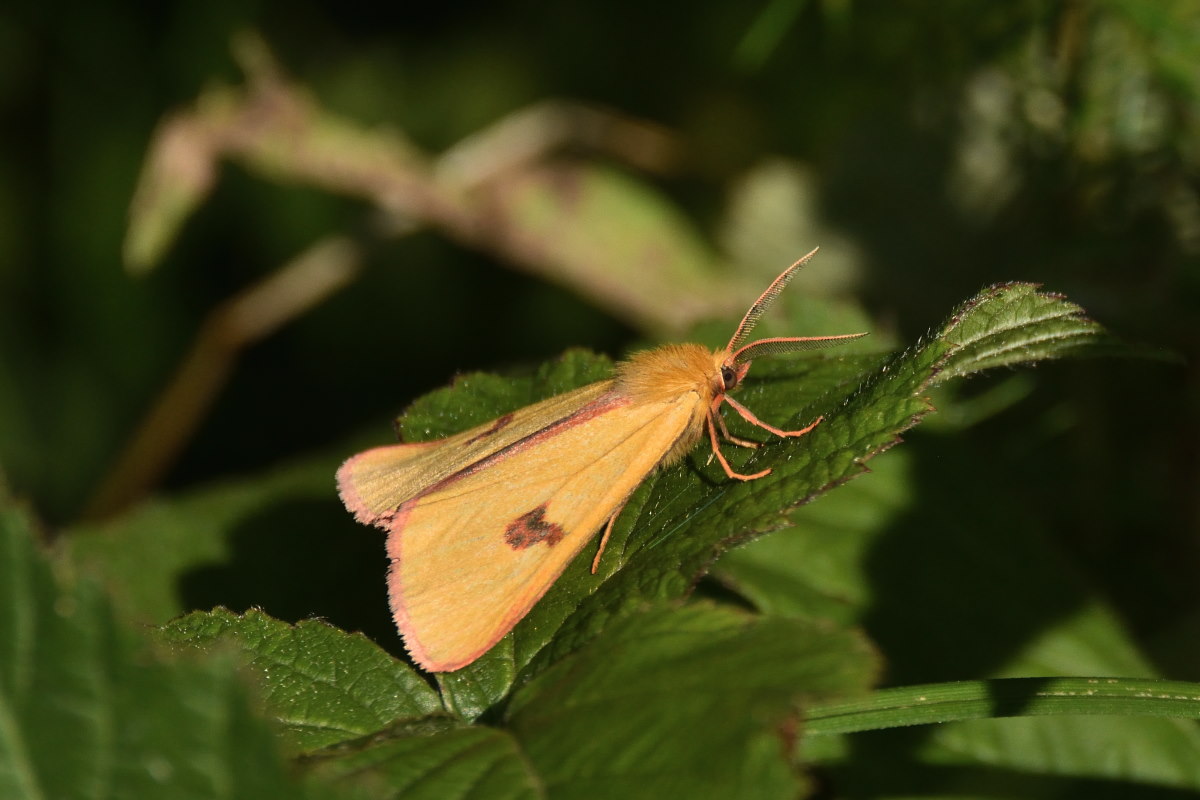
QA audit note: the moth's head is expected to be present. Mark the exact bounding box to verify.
[715,350,752,394]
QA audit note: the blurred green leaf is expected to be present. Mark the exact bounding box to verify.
[479,162,730,332]
[0,504,317,800]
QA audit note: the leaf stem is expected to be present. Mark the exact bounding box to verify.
[805,677,1200,736]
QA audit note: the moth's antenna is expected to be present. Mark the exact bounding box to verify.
[726,248,819,353]
[732,332,868,364]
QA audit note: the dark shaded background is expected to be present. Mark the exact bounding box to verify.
[2,0,1196,688]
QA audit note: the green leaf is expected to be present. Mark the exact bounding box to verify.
[157,612,542,798]
[504,604,879,799]
[935,282,1115,382]
[435,638,518,722]
[159,608,443,752]
[303,724,540,800]
[148,603,875,799]
[0,504,315,800]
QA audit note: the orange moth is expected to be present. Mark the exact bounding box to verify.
[337,248,866,672]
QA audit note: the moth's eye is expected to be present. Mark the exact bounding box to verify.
[721,365,737,389]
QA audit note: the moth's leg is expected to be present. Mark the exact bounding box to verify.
[715,403,760,448]
[591,497,630,573]
[706,410,770,481]
[723,394,823,438]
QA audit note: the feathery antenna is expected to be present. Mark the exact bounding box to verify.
[726,248,819,352]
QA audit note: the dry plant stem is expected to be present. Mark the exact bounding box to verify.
[132,38,679,255]
[84,237,361,519]
[126,37,690,311]
[436,101,679,190]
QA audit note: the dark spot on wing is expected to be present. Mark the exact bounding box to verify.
[504,504,566,549]
[465,413,515,446]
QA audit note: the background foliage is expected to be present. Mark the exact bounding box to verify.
[1,1,1197,797]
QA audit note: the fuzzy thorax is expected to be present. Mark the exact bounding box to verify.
[614,344,725,405]
[613,343,730,468]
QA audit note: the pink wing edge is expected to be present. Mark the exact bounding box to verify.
[383,497,587,673]
[335,440,442,528]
